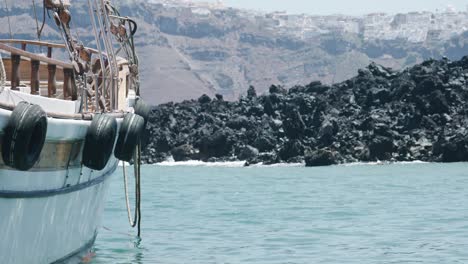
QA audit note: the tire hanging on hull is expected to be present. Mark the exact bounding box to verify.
[133,98,151,148]
[82,114,117,171]
[1,101,48,171]
[115,113,145,162]
[134,98,150,127]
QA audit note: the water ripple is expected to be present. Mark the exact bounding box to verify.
[92,163,468,264]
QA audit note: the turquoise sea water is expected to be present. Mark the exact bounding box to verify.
[91,163,468,264]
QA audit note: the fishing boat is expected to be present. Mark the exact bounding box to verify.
[0,0,148,263]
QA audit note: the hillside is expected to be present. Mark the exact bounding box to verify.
[0,0,467,103]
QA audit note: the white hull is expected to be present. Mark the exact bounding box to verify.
[0,166,116,263]
[0,105,121,263]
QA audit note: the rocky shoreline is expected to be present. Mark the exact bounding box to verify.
[142,57,468,167]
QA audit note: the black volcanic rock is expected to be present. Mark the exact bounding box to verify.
[368,136,394,161]
[237,145,260,160]
[247,86,257,99]
[141,57,468,166]
[215,94,224,101]
[171,144,199,161]
[305,149,337,167]
[283,107,306,139]
[278,140,305,161]
[226,116,252,130]
[269,85,287,95]
[253,135,277,152]
[263,96,275,116]
[198,94,212,104]
[435,132,468,162]
[196,128,234,159]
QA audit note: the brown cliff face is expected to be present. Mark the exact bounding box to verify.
[1,1,467,104]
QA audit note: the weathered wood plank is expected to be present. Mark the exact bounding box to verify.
[2,58,65,81]
[0,39,66,49]
[63,69,73,100]
[0,43,73,69]
[48,64,57,97]
[30,60,40,94]
[10,54,20,90]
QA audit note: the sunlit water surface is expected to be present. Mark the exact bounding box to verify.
[91,163,468,264]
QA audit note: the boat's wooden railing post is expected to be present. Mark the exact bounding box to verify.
[30,60,40,95]
[47,65,57,97]
[10,54,21,90]
[47,47,53,58]
[71,73,78,101]
[46,46,57,97]
[63,69,72,100]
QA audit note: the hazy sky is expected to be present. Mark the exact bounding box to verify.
[196,0,468,15]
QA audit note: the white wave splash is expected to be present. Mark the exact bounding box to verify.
[342,160,428,167]
[248,162,305,168]
[152,156,305,168]
[156,160,247,167]
[124,156,429,168]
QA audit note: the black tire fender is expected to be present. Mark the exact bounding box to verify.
[2,101,48,171]
[134,98,151,149]
[115,113,145,162]
[82,114,117,170]
[134,98,151,127]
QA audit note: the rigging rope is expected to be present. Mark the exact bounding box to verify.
[38,0,47,39]
[3,0,13,39]
[0,52,5,90]
[32,0,41,41]
[136,143,142,237]
[122,143,142,237]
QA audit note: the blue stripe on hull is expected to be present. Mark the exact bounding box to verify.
[0,164,117,199]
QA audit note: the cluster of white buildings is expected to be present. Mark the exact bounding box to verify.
[151,0,468,43]
[263,11,468,43]
[361,11,468,42]
[151,0,225,10]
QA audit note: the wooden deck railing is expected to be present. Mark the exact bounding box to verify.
[0,41,75,99]
[0,39,131,112]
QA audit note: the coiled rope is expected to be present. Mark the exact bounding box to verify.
[122,143,142,237]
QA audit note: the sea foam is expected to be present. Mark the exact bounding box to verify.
[342,160,428,167]
[122,157,428,168]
